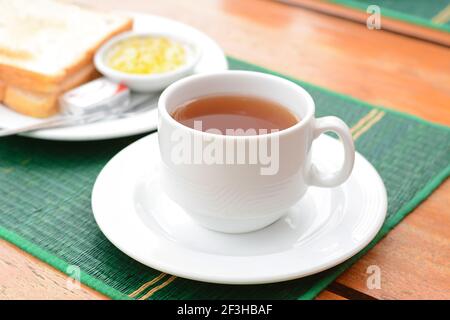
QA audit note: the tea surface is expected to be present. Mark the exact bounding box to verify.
[171,95,299,135]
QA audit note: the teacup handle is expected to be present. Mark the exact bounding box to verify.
[307,116,355,187]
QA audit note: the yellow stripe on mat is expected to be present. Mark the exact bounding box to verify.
[139,275,177,300]
[350,109,380,135]
[352,110,385,141]
[432,4,450,24]
[128,273,168,298]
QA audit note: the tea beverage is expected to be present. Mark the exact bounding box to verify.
[159,71,355,233]
[171,95,299,135]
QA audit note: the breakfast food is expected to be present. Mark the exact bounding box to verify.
[106,36,187,75]
[0,0,133,117]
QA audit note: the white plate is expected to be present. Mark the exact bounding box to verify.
[92,133,387,284]
[0,13,227,141]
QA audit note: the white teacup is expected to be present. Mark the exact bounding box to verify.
[158,71,355,233]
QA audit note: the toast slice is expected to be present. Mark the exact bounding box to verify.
[4,87,60,118]
[0,0,132,117]
[3,64,100,118]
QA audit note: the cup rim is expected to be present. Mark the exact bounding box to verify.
[158,70,315,139]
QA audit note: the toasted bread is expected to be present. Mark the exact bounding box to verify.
[4,64,100,118]
[0,0,133,117]
[4,87,60,118]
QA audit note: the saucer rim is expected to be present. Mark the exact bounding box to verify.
[92,133,387,284]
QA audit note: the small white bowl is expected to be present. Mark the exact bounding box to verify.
[94,31,202,92]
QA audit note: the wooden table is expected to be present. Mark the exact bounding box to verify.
[0,0,449,300]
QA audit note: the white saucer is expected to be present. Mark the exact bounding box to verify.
[0,13,227,141]
[92,133,387,284]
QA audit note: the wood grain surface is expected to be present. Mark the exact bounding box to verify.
[0,0,449,300]
[336,180,450,299]
[279,0,450,46]
[0,239,106,300]
[316,290,348,300]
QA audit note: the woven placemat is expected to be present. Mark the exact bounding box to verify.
[328,0,450,32]
[0,57,449,300]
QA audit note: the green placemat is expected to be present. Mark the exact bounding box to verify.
[1,57,449,300]
[328,0,450,33]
